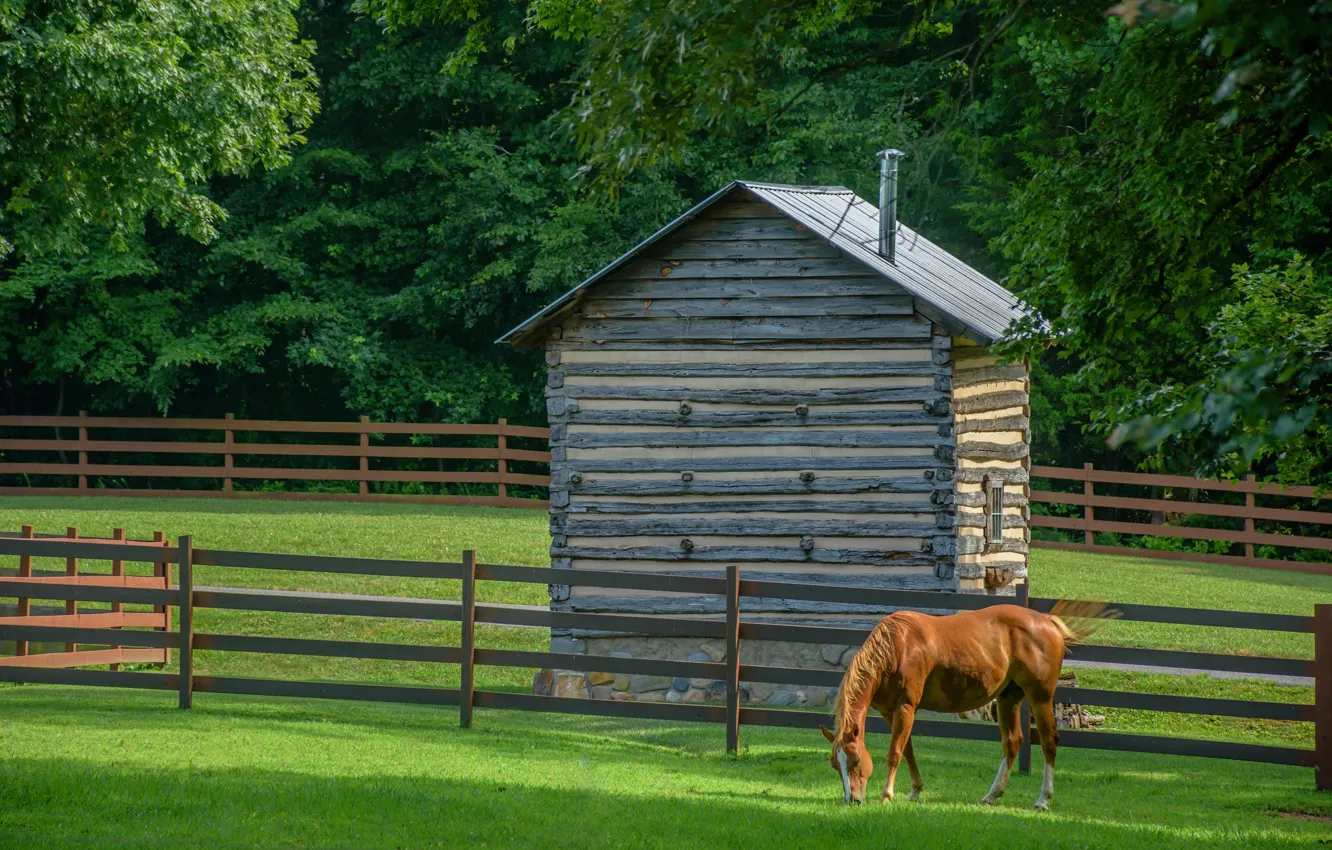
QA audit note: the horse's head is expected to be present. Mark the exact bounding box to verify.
[820,723,872,804]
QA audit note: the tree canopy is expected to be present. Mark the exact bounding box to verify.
[3,0,1328,486]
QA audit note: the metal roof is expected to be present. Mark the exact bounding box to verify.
[497,181,1038,346]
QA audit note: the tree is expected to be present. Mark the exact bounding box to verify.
[365,0,1332,482]
[0,1,319,262]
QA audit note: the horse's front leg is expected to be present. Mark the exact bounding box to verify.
[880,704,916,803]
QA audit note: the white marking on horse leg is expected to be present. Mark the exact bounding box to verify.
[881,770,894,803]
[837,749,851,803]
[1033,762,1054,811]
[980,756,1011,805]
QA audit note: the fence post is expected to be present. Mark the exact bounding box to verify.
[497,419,508,502]
[224,413,235,494]
[1244,473,1256,561]
[726,564,741,755]
[109,528,125,672]
[1017,578,1032,774]
[154,531,171,667]
[64,527,79,652]
[1083,463,1094,546]
[178,535,194,710]
[460,550,477,728]
[1316,604,1330,791]
[78,410,88,491]
[15,524,33,657]
[359,415,370,497]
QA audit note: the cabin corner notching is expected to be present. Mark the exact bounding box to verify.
[500,181,1038,703]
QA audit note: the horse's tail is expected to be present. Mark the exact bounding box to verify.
[1048,599,1119,645]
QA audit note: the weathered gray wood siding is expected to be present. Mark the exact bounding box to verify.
[949,339,1031,591]
[542,191,958,617]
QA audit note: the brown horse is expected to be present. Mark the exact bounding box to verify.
[819,601,1110,810]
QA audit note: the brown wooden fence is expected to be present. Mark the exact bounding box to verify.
[0,534,1326,788]
[0,414,550,509]
[0,526,171,669]
[1031,464,1332,577]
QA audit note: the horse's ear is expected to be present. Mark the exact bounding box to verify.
[819,724,835,743]
[844,722,860,740]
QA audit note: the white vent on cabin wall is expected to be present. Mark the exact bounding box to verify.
[985,475,1005,546]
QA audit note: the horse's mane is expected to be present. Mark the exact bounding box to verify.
[832,613,910,733]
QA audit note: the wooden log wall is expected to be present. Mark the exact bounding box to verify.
[541,193,960,618]
[950,339,1032,591]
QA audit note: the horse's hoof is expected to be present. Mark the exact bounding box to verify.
[980,796,997,806]
[908,792,922,804]
[1032,800,1049,812]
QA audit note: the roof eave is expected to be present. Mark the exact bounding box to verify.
[496,181,746,347]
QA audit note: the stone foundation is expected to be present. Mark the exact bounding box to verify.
[536,635,855,706]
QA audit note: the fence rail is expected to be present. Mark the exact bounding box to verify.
[0,535,1327,788]
[1031,463,1332,576]
[0,414,550,509]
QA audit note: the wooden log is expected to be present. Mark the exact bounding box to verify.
[567,410,945,428]
[956,536,1030,556]
[579,295,912,320]
[647,240,842,260]
[563,518,936,538]
[954,415,1029,436]
[552,546,938,567]
[561,361,940,378]
[677,217,810,241]
[955,441,1029,461]
[559,386,943,404]
[953,490,1029,509]
[567,591,950,615]
[952,390,1029,414]
[565,430,947,450]
[569,499,936,515]
[954,468,1030,484]
[569,477,938,497]
[585,277,904,300]
[618,258,872,280]
[560,316,933,343]
[568,455,938,474]
[951,364,1028,387]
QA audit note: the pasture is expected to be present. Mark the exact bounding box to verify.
[0,687,1327,849]
[0,495,1327,847]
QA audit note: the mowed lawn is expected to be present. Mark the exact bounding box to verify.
[0,687,1328,850]
[0,497,1323,748]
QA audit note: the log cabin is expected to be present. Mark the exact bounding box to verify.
[498,154,1041,704]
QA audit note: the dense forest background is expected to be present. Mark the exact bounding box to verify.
[2,1,1328,485]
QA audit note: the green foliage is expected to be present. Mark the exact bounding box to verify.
[0,0,318,258]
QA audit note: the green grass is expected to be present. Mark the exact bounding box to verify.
[0,686,1326,850]
[1030,546,1329,659]
[0,496,550,605]
[0,496,1321,754]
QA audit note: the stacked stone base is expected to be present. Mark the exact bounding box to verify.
[534,635,857,706]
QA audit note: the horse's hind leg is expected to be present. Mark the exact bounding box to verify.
[1031,697,1059,811]
[903,737,923,802]
[980,687,1023,805]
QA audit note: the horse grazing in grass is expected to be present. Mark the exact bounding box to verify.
[819,601,1112,811]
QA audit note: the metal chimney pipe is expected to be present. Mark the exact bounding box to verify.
[877,149,905,261]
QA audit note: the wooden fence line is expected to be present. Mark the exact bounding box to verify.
[0,536,1326,787]
[0,414,550,510]
[0,529,172,670]
[1030,463,1332,577]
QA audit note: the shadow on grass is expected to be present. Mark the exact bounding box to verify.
[0,687,1326,850]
